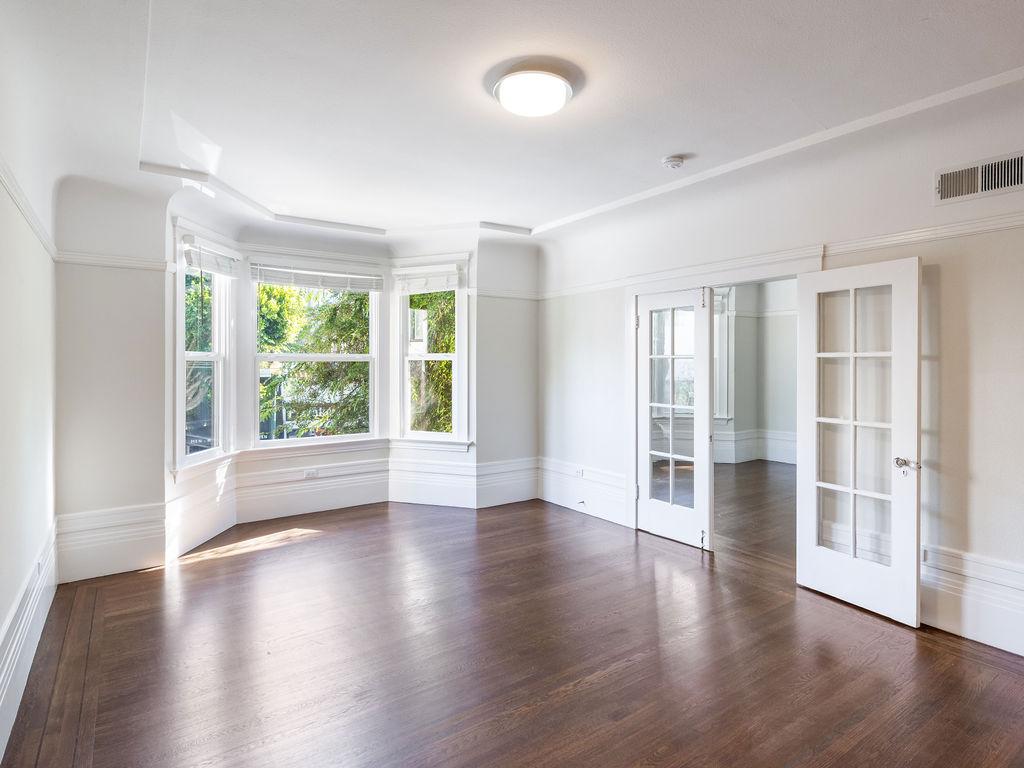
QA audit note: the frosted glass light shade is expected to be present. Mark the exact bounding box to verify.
[494,71,572,117]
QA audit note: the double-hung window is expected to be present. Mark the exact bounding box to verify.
[178,235,238,466]
[253,265,381,441]
[395,262,466,438]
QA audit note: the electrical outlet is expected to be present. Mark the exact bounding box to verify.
[303,469,319,480]
[575,468,584,478]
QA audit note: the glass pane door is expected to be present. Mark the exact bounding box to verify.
[815,286,893,566]
[796,257,920,627]
[637,289,713,550]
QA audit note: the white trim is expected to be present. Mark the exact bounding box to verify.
[54,251,172,271]
[474,287,542,301]
[0,151,56,258]
[826,209,1024,256]
[476,458,540,508]
[538,457,633,528]
[390,437,473,452]
[388,458,477,507]
[57,502,166,582]
[544,245,824,300]
[921,545,1024,657]
[0,527,56,759]
[531,66,1024,234]
[235,462,389,524]
[542,208,1024,300]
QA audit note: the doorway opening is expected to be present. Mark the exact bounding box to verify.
[711,278,798,566]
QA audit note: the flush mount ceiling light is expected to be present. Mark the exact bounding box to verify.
[493,70,573,117]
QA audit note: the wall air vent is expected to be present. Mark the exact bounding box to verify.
[935,151,1024,204]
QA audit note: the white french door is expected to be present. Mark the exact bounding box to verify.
[636,288,714,549]
[796,257,920,626]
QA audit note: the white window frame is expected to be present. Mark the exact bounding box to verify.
[175,246,232,470]
[251,273,380,445]
[392,259,469,443]
[713,287,734,420]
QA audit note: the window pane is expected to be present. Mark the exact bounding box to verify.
[672,306,694,355]
[855,285,892,353]
[651,358,671,405]
[671,459,694,508]
[649,455,670,503]
[409,359,453,433]
[818,422,850,487]
[185,360,216,454]
[818,488,851,554]
[259,361,370,440]
[818,357,850,420]
[818,290,850,353]
[673,357,694,406]
[408,291,455,354]
[651,309,670,355]
[649,406,670,454]
[185,269,213,353]
[257,284,370,355]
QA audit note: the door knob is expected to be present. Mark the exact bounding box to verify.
[894,457,921,472]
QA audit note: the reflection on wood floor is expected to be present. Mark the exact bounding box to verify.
[5,461,1024,767]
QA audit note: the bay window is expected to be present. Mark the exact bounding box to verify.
[177,234,238,467]
[252,265,381,441]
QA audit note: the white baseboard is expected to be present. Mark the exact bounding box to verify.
[57,502,165,582]
[713,429,796,465]
[235,459,389,524]
[388,458,477,508]
[476,458,539,508]
[921,545,1024,657]
[760,430,797,464]
[0,527,56,758]
[538,457,633,528]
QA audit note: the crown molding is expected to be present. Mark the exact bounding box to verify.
[541,244,824,300]
[0,152,57,259]
[54,250,172,271]
[826,210,1024,256]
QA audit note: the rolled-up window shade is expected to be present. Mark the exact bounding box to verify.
[250,264,384,293]
[393,264,463,294]
[181,235,243,278]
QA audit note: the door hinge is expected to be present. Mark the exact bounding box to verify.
[701,530,706,549]
[634,315,640,329]
[635,484,640,501]
[701,289,707,308]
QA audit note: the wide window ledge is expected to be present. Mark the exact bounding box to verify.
[171,449,231,482]
[237,436,390,463]
[390,437,473,453]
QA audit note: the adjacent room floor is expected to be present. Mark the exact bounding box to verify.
[5,462,1024,767]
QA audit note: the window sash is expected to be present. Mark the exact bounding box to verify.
[253,284,378,442]
[401,290,458,436]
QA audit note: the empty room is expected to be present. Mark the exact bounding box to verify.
[3,1,1024,766]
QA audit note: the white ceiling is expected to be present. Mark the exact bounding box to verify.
[6,1,1024,237]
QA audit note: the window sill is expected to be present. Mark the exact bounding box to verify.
[390,437,473,452]
[236,436,390,463]
[171,449,231,482]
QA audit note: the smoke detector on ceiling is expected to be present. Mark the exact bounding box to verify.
[662,154,688,170]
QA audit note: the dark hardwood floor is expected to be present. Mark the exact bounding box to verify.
[5,460,1024,767]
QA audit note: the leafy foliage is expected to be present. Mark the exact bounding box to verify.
[408,291,455,433]
[184,270,212,352]
[258,285,371,439]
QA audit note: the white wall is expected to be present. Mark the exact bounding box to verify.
[0,178,56,758]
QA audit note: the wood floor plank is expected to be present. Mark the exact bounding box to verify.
[4,461,1024,767]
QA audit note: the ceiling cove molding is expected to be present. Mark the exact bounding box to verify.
[141,162,531,238]
[0,152,57,259]
[54,251,172,272]
[826,210,1024,256]
[532,65,1024,235]
[541,244,825,300]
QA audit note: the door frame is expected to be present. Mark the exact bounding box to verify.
[626,248,824,530]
